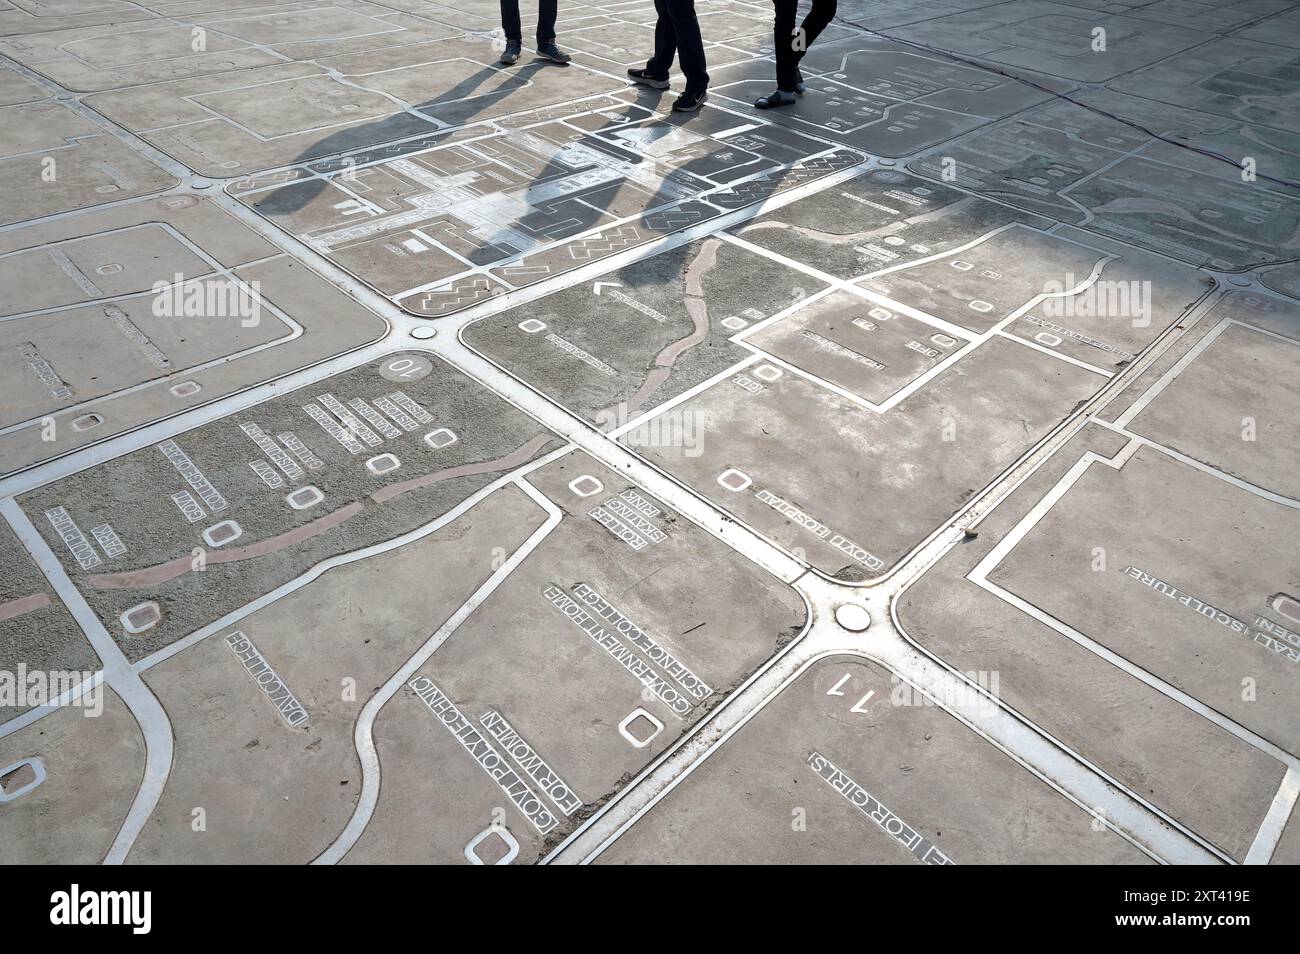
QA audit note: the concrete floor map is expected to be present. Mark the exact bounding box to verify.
[0,0,1298,882]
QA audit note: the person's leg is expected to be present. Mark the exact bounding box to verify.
[645,0,677,79]
[795,0,837,66]
[499,0,522,43]
[666,0,708,94]
[535,0,557,45]
[772,0,798,91]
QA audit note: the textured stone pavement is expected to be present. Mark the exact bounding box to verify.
[1,0,1297,865]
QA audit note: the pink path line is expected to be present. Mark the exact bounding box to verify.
[370,433,552,503]
[88,503,365,590]
[606,239,719,417]
[0,592,51,622]
[86,436,552,589]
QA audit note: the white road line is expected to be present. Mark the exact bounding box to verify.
[1244,767,1300,865]
[312,477,562,864]
[967,448,1299,772]
[0,498,175,865]
[0,671,103,741]
[1091,421,1300,510]
[132,444,573,674]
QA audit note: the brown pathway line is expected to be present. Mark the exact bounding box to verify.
[87,503,365,589]
[606,239,720,418]
[87,435,554,589]
[370,433,552,502]
[0,592,51,622]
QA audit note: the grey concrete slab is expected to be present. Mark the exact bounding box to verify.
[990,444,1300,758]
[832,0,1013,30]
[1233,5,1300,47]
[4,0,1296,868]
[0,0,463,92]
[742,287,960,403]
[897,424,1288,862]
[598,653,1152,863]
[1000,227,1216,371]
[0,687,145,863]
[907,90,1300,269]
[890,1,1211,82]
[1124,292,1300,499]
[0,516,96,723]
[0,62,48,104]
[1109,36,1300,132]
[714,34,1065,158]
[18,352,560,661]
[1260,260,1300,302]
[463,236,822,423]
[360,450,806,861]
[0,100,176,225]
[359,0,497,32]
[83,49,627,176]
[1128,0,1291,34]
[0,196,389,475]
[1273,806,1300,864]
[127,481,545,864]
[731,168,1051,280]
[634,335,1103,578]
[235,98,861,314]
[0,0,154,37]
[488,147,866,292]
[861,222,1212,358]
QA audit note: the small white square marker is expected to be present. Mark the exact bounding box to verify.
[287,486,324,510]
[618,708,664,748]
[424,428,457,449]
[569,474,603,497]
[717,468,751,492]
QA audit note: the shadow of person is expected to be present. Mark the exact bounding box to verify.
[252,58,557,216]
[248,52,820,293]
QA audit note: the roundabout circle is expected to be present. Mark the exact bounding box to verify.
[834,603,871,633]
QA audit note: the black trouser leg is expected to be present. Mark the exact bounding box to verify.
[666,0,708,93]
[773,0,799,90]
[646,0,677,79]
[536,0,558,44]
[797,0,837,63]
[500,0,522,43]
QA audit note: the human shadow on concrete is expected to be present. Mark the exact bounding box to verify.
[249,59,823,289]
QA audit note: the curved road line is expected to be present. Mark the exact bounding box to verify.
[87,503,365,589]
[312,478,562,864]
[86,435,555,589]
[0,499,174,866]
[607,239,721,416]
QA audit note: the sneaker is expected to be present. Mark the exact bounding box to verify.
[672,88,708,112]
[627,67,670,89]
[754,89,798,109]
[500,40,521,65]
[537,41,571,64]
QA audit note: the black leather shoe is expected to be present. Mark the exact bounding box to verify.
[537,41,571,64]
[500,40,521,65]
[755,89,798,109]
[627,67,669,89]
[672,88,708,112]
